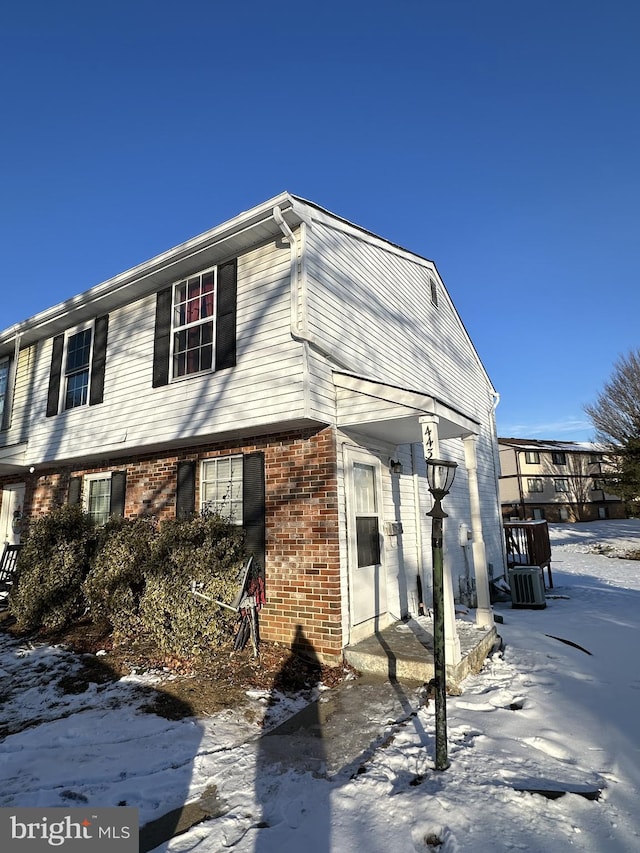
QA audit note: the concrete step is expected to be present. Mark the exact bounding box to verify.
[344,617,499,687]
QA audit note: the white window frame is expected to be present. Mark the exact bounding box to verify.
[63,325,94,411]
[83,472,112,527]
[170,266,217,381]
[200,455,243,524]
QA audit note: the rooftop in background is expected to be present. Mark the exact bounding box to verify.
[498,437,606,453]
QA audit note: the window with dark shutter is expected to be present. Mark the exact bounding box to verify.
[68,476,83,505]
[153,288,172,388]
[243,452,266,582]
[153,259,237,387]
[176,460,196,519]
[0,356,12,431]
[216,259,237,371]
[89,315,109,406]
[46,335,65,417]
[109,471,127,517]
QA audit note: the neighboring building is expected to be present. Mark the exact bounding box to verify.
[0,193,505,664]
[498,438,625,523]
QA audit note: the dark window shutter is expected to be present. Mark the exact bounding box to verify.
[1,354,14,431]
[176,460,196,519]
[46,335,65,417]
[110,471,127,517]
[153,287,172,388]
[243,451,266,581]
[68,476,82,506]
[89,314,109,406]
[215,259,237,371]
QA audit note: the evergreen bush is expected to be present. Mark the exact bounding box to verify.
[9,504,94,631]
[140,513,246,659]
[83,516,156,638]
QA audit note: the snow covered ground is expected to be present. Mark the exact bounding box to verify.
[1,519,640,852]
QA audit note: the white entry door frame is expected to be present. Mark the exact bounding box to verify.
[345,446,387,639]
[0,483,26,546]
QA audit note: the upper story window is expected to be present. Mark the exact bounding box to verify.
[172,270,215,378]
[524,451,540,464]
[551,451,566,465]
[527,478,543,493]
[592,478,606,491]
[554,478,570,493]
[589,453,604,464]
[64,329,92,410]
[153,259,237,388]
[46,316,109,417]
[0,357,9,423]
[201,455,243,523]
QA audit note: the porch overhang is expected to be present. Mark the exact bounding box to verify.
[333,372,480,446]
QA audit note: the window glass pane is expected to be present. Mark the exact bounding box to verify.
[88,477,111,526]
[354,464,376,514]
[65,371,89,409]
[66,330,92,372]
[356,517,380,567]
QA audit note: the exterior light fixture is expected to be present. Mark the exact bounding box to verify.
[425,456,458,771]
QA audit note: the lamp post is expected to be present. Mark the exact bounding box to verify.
[425,457,458,771]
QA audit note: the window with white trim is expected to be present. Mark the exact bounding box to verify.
[201,456,243,523]
[83,473,112,527]
[64,328,92,410]
[172,269,215,378]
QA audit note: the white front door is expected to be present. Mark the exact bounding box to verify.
[0,483,26,546]
[346,449,386,630]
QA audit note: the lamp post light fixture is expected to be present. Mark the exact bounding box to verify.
[425,456,458,771]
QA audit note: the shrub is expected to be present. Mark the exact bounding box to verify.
[9,504,94,631]
[139,513,246,659]
[83,516,156,638]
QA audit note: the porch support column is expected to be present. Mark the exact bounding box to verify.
[463,434,494,629]
[420,415,461,666]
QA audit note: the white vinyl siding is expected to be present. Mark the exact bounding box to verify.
[23,240,308,462]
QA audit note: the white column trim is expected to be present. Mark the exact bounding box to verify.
[463,434,494,629]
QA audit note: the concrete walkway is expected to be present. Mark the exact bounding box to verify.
[139,674,427,851]
[139,618,500,851]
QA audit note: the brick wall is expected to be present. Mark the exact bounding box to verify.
[0,425,343,664]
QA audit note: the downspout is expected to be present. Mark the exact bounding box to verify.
[273,205,351,370]
[273,205,312,420]
[489,391,502,519]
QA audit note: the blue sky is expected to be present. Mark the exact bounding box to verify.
[1,0,638,442]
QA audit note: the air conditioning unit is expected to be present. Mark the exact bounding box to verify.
[508,566,546,609]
